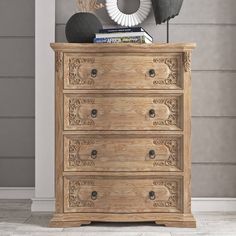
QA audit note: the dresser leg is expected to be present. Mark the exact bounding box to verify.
[155,220,196,228]
[49,219,91,228]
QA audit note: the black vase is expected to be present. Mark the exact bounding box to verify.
[65,12,103,43]
[151,0,184,24]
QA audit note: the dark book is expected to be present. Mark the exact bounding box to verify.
[99,27,145,33]
[99,27,152,42]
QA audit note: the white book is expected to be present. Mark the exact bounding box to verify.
[95,31,153,42]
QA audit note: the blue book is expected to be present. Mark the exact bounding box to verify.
[94,36,152,44]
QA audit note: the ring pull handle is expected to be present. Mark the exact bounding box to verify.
[91,150,97,159]
[91,69,98,78]
[149,109,156,118]
[149,150,156,159]
[149,69,156,78]
[149,191,156,200]
[91,109,97,118]
[91,191,97,200]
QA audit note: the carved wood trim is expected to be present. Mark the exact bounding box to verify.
[69,139,96,167]
[68,98,95,126]
[68,57,95,86]
[69,180,95,208]
[152,138,179,167]
[153,180,178,208]
[55,51,63,73]
[153,57,178,85]
[183,52,191,72]
[152,98,178,126]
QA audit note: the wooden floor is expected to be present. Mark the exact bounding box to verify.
[0,200,236,236]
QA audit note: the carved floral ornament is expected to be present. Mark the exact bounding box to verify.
[68,139,96,167]
[69,180,95,208]
[152,97,179,126]
[55,51,63,72]
[68,58,96,86]
[152,138,179,167]
[153,180,178,207]
[68,98,95,127]
[183,51,191,72]
[152,57,179,86]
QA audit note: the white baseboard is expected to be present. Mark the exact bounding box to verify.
[1,188,236,212]
[31,197,55,212]
[0,187,35,199]
[31,197,236,212]
[192,197,236,212]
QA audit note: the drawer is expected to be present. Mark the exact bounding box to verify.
[64,176,183,213]
[64,135,183,172]
[64,94,183,131]
[64,53,183,90]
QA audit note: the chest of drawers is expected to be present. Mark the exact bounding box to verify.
[50,43,196,228]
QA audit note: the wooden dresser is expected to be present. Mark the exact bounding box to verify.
[50,43,196,228]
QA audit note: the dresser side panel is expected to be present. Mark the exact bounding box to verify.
[183,51,193,213]
[55,51,64,213]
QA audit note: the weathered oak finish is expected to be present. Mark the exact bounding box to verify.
[64,94,183,131]
[64,53,183,90]
[64,176,183,213]
[64,134,183,172]
[50,43,196,228]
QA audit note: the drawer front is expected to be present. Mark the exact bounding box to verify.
[64,135,183,172]
[64,53,183,90]
[64,94,183,131]
[64,176,183,213]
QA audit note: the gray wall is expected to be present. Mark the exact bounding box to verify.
[56,0,236,197]
[0,0,35,187]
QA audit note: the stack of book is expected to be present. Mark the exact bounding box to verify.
[94,27,153,44]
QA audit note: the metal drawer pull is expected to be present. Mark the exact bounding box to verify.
[91,150,97,159]
[91,191,98,200]
[149,191,156,200]
[149,109,156,118]
[149,150,156,159]
[91,69,98,78]
[149,69,156,78]
[91,109,98,118]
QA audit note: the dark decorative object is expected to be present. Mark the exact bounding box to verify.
[65,0,104,43]
[66,13,103,43]
[151,0,184,42]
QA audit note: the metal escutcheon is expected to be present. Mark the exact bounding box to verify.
[91,150,97,159]
[91,109,98,118]
[91,69,98,78]
[149,150,156,159]
[149,191,156,200]
[149,109,156,118]
[91,191,98,200]
[149,69,156,78]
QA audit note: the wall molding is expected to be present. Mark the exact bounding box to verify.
[192,198,236,212]
[31,197,55,212]
[34,0,55,209]
[0,187,35,199]
[0,189,235,212]
[30,196,236,212]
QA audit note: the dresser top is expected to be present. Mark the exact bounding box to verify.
[51,43,196,53]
